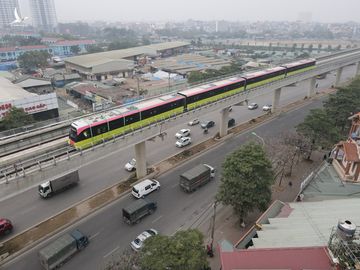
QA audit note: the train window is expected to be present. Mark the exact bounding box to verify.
[109,117,124,131]
[125,112,140,125]
[77,128,91,141]
[91,123,108,136]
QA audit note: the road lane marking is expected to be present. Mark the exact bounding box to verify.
[89,230,102,240]
[103,246,119,258]
[152,215,163,223]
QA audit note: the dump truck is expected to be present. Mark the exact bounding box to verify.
[38,229,89,270]
[180,164,215,192]
[38,170,79,198]
[123,199,157,225]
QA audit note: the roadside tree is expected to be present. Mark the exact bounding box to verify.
[139,229,208,270]
[296,108,341,150]
[216,142,275,226]
[17,51,50,71]
[0,107,34,131]
[70,45,81,55]
[102,249,140,270]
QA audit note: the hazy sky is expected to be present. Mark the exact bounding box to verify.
[19,0,360,23]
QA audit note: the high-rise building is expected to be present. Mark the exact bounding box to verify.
[0,0,20,28]
[29,0,58,32]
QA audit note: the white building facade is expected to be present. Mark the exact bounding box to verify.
[29,0,58,32]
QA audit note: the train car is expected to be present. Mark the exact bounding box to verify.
[178,77,245,111]
[281,58,316,77]
[69,59,317,149]
[243,66,287,90]
[69,94,185,149]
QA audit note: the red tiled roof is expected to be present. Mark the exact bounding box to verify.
[343,142,359,161]
[0,45,48,52]
[54,40,96,46]
[220,246,333,270]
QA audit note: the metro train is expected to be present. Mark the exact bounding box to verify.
[69,58,316,149]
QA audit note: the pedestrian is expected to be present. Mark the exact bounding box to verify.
[288,181,292,187]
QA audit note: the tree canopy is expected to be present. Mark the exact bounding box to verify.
[296,76,360,150]
[139,229,208,270]
[17,51,50,71]
[0,107,34,131]
[216,142,275,225]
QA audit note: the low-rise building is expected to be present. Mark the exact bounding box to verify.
[0,77,59,121]
[14,76,53,94]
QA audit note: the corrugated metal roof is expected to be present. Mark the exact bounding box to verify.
[15,78,51,88]
[251,198,360,249]
[65,41,189,68]
[0,77,36,102]
[302,163,360,201]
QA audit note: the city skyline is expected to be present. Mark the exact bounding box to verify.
[16,0,360,24]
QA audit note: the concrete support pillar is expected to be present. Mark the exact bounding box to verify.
[271,88,281,113]
[219,107,230,137]
[356,62,360,76]
[135,141,147,179]
[308,76,316,97]
[335,67,343,87]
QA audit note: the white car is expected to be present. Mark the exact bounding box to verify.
[175,129,191,139]
[262,104,272,111]
[130,229,158,251]
[125,158,136,171]
[132,179,160,198]
[175,137,191,148]
[247,103,258,110]
[188,119,200,126]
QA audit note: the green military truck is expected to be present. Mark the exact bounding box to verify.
[122,199,157,225]
[180,164,215,192]
[38,229,89,270]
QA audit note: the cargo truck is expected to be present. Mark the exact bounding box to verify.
[180,164,215,192]
[38,170,79,198]
[123,199,157,225]
[38,229,89,270]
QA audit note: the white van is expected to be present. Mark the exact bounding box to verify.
[132,179,160,199]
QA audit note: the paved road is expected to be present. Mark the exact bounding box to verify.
[0,66,355,238]
[3,89,331,270]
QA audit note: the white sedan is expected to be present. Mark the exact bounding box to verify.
[175,129,191,139]
[130,229,158,251]
[175,137,191,148]
[188,119,200,126]
[262,104,272,111]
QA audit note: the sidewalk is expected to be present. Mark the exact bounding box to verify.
[199,151,324,270]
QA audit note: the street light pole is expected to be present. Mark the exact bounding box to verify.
[251,132,265,147]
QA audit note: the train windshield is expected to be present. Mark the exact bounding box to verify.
[69,127,78,142]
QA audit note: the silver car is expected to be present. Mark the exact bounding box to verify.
[130,229,158,251]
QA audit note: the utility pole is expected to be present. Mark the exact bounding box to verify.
[210,201,218,252]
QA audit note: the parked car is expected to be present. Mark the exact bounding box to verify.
[175,129,191,139]
[188,118,200,126]
[130,229,158,251]
[200,120,215,129]
[247,103,258,110]
[125,158,136,172]
[0,218,13,236]
[228,118,235,128]
[175,137,191,148]
[262,104,272,111]
[132,179,160,199]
